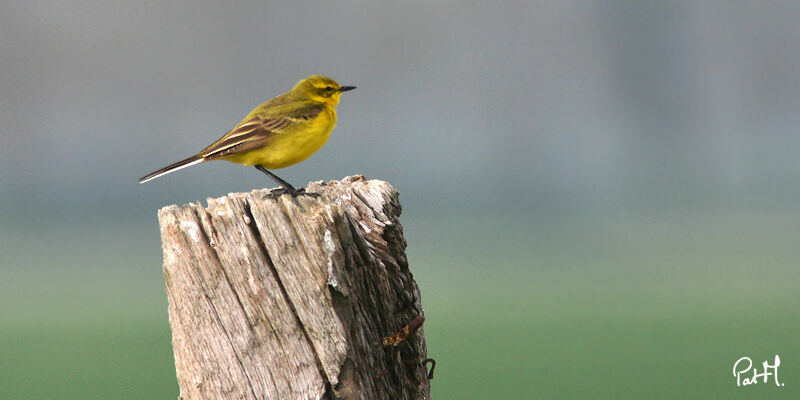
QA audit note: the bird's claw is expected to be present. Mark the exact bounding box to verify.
[267,187,321,198]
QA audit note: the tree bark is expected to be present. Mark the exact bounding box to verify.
[157,176,429,400]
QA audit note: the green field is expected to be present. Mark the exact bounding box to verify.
[2,210,798,399]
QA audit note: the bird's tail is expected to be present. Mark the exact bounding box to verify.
[139,155,205,184]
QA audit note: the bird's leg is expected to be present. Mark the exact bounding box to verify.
[254,165,322,200]
[254,165,302,194]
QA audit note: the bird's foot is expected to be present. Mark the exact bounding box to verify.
[262,187,319,210]
[267,187,321,198]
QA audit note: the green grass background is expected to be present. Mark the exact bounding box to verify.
[2,210,798,399]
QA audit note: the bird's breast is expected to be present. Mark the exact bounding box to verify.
[233,107,336,169]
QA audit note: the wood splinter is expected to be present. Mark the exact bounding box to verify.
[383,315,426,347]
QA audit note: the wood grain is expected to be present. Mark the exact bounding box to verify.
[158,176,429,400]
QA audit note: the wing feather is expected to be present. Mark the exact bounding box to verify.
[199,104,323,160]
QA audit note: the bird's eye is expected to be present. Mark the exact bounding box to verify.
[324,86,333,91]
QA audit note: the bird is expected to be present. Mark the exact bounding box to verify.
[138,75,356,195]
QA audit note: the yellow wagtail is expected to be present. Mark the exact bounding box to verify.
[138,75,356,194]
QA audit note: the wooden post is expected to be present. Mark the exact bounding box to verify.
[157,176,429,400]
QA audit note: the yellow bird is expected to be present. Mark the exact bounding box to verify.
[139,75,356,194]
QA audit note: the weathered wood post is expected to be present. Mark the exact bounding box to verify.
[157,176,430,400]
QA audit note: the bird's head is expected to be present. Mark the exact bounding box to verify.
[293,75,356,106]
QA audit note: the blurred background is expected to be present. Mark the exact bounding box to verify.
[1,1,798,398]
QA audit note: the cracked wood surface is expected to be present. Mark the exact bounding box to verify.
[158,176,429,400]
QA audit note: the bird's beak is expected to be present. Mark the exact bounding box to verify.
[338,86,357,92]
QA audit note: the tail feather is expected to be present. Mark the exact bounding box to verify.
[139,155,205,184]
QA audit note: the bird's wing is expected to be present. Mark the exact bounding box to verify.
[199,103,324,160]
